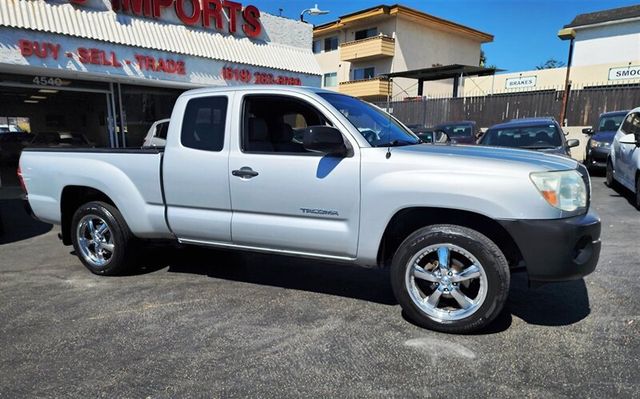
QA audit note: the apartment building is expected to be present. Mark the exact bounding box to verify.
[313,4,493,101]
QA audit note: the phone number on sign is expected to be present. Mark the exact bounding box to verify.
[222,68,302,85]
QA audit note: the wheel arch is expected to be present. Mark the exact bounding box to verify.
[60,185,117,245]
[377,207,524,269]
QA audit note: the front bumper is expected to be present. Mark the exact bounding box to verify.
[585,146,610,168]
[498,209,601,283]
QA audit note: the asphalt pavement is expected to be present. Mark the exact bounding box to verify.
[0,176,638,398]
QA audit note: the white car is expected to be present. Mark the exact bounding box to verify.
[142,119,170,147]
[606,107,640,208]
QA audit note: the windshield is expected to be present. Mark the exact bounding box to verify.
[598,114,625,132]
[435,123,473,137]
[481,124,562,148]
[319,93,420,147]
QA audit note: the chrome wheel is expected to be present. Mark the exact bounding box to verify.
[76,215,115,267]
[405,244,488,322]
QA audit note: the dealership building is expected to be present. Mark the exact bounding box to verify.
[0,0,321,150]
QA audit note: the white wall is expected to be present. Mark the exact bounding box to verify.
[572,19,640,67]
[391,16,482,98]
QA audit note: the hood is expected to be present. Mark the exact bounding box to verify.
[591,131,616,143]
[393,143,577,172]
[536,146,569,156]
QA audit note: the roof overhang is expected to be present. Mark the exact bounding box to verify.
[314,4,493,43]
[382,64,501,81]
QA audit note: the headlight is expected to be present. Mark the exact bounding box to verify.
[530,170,587,212]
[589,140,610,148]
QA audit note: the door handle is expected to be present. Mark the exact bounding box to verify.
[232,167,259,179]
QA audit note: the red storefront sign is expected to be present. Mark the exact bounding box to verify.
[18,39,187,75]
[17,39,304,85]
[69,0,261,38]
[222,67,302,86]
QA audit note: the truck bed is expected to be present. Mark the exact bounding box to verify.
[20,147,173,239]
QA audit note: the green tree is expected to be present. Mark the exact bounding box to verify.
[479,50,496,69]
[536,58,566,70]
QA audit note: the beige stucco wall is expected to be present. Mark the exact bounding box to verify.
[563,126,591,162]
[463,60,640,97]
[314,14,485,99]
[391,16,482,99]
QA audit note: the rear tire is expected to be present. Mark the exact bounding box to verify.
[390,224,510,334]
[71,201,137,275]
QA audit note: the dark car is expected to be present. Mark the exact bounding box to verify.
[0,132,32,165]
[478,117,579,157]
[29,131,93,148]
[433,121,479,144]
[583,110,628,171]
[409,126,450,144]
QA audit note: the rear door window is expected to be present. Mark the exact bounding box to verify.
[156,122,169,140]
[181,96,227,151]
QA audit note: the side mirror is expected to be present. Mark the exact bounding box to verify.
[582,127,594,135]
[567,139,580,148]
[303,126,349,156]
[620,133,640,147]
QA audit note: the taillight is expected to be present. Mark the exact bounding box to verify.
[17,166,27,194]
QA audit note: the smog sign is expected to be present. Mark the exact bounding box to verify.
[609,65,640,81]
[505,76,537,89]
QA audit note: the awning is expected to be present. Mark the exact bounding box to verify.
[382,64,501,81]
[0,0,321,76]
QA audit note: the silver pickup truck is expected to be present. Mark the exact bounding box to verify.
[20,86,601,333]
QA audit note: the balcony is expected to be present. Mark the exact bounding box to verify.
[339,36,395,62]
[338,77,391,99]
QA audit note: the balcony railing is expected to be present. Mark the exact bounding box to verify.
[339,35,395,62]
[338,77,391,99]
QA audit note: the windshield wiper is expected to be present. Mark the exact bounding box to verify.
[521,145,557,149]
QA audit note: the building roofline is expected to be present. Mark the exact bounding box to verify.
[564,4,640,28]
[313,4,493,43]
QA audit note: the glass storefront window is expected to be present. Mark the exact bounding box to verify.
[119,84,184,147]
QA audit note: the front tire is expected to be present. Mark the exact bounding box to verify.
[606,159,618,189]
[635,174,640,210]
[390,224,510,334]
[71,201,136,275]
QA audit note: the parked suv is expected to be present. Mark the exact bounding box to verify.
[433,121,479,144]
[584,110,628,171]
[479,117,579,157]
[606,108,640,208]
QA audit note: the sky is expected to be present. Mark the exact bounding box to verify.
[248,0,640,72]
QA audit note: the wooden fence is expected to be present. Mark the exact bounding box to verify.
[377,84,640,128]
